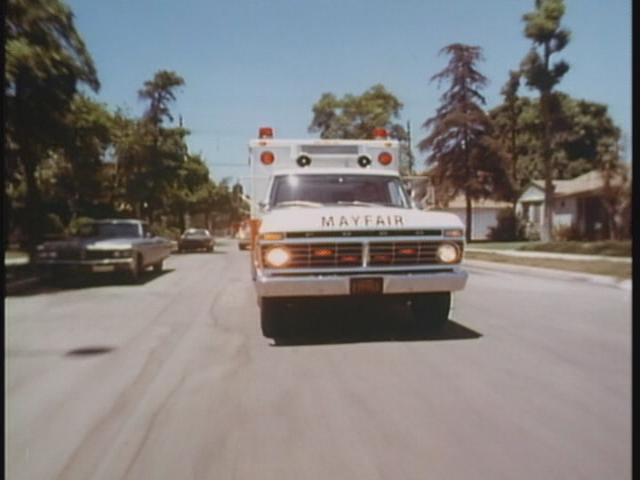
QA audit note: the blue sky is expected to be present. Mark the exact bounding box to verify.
[68,0,632,190]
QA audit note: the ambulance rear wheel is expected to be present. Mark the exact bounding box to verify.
[260,298,286,338]
[410,292,451,332]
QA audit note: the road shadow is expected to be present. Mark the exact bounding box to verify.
[65,346,115,357]
[270,303,482,347]
[7,269,175,296]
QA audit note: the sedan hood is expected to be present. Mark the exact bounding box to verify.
[260,206,463,233]
[39,237,137,250]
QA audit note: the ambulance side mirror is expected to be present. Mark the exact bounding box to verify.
[258,201,269,211]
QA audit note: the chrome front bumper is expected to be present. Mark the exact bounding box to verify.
[255,268,468,298]
[36,258,135,272]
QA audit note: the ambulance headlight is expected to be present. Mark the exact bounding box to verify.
[436,243,460,264]
[265,247,290,267]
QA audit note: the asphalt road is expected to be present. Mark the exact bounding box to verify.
[5,240,632,480]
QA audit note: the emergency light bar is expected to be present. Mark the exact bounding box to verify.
[373,128,388,139]
[259,127,389,140]
[258,127,274,139]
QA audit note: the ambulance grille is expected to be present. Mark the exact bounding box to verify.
[261,241,463,269]
[369,242,440,266]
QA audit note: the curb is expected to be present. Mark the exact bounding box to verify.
[5,259,41,295]
[5,276,42,295]
[464,259,632,291]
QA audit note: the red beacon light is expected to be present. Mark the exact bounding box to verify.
[258,127,274,139]
[260,151,275,165]
[378,152,393,165]
[373,128,388,139]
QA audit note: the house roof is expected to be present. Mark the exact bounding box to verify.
[528,170,625,199]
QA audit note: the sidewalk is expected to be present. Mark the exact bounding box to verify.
[464,259,632,291]
[465,247,632,263]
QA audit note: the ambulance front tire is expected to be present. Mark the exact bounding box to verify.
[260,298,285,338]
[410,292,451,332]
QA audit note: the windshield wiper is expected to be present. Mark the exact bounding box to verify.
[273,200,323,208]
[335,201,385,207]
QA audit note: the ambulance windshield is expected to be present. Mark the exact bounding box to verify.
[270,174,410,209]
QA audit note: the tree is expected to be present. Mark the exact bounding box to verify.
[519,0,570,241]
[165,153,212,231]
[138,70,185,130]
[58,94,115,220]
[493,71,522,189]
[113,71,188,221]
[597,136,630,240]
[5,0,100,251]
[490,93,621,190]
[308,84,406,140]
[418,44,512,242]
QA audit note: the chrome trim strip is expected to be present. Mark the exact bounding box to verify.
[259,235,462,245]
[259,263,462,276]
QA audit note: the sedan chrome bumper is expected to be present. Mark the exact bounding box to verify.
[255,268,468,298]
[36,258,135,273]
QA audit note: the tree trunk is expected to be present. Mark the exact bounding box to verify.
[23,154,44,256]
[540,92,554,243]
[511,110,518,188]
[465,191,472,243]
[178,208,186,232]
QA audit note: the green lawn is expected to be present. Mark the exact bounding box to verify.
[518,240,631,257]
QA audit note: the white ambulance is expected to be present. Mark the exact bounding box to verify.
[248,127,468,338]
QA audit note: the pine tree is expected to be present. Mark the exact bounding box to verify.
[419,44,512,241]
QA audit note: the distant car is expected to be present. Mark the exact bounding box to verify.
[178,228,215,252]
[35,219,174,283]
[236,222,251,250]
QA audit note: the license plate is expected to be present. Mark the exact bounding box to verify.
[92,265,115,273]
[350,277,383,295]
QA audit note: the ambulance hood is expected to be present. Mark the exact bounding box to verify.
[260,206,463,234]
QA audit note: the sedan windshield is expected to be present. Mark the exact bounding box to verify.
[269,174,410,209]
[78,223,141,238]
[185,229,209,236]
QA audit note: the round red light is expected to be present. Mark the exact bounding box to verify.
[373,128,388,139]
[378,152,393,165]
[260,151,275,165]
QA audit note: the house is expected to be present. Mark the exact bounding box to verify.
[515,170,625,240]
[431,196,513,240]
[405,174,512,241]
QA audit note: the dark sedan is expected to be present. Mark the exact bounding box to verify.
[178,228,215,252]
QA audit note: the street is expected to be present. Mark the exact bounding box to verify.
[5,239,632,480]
